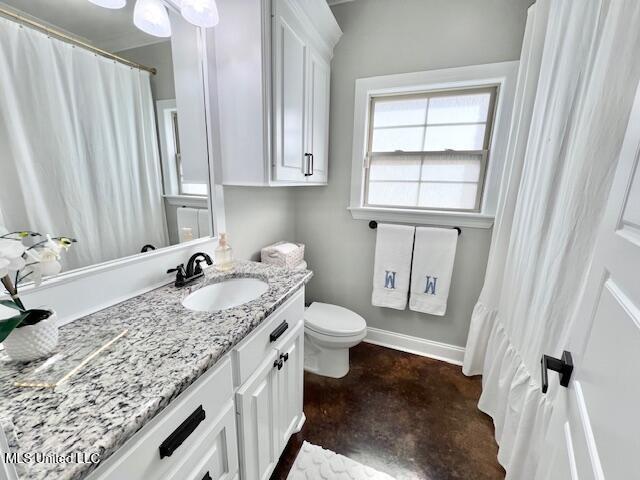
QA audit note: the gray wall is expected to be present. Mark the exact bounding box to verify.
[224,187,297,261]
[118,41,176,101]
[291,0,530,347]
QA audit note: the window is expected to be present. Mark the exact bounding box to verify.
[349,62,518,228]
[171,111,207,196]
[156,100,208,197]
[365,87,497,212]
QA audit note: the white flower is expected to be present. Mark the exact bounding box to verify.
[0,239,26,277]
[38,251,62,276]
[24,243,62,286]
[45,234,65,255]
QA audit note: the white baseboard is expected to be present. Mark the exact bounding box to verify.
[364,327,465,366]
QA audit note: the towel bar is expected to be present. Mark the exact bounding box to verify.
[368,220,461,236]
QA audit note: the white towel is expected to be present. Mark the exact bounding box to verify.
[372,224,415,310]
[410,227,458,316]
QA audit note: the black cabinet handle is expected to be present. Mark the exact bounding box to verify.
[159,405,206,459]
[270,321,288,342]
[274,358,284,370]
[202,473,212,480]
[304,153,312,176]
[540,351,573,393]
[280,352,289,362]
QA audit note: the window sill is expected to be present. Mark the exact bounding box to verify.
[163,195,209,208]
[348,206,495,229]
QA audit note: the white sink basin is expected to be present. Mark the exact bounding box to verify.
[182,278,269,312]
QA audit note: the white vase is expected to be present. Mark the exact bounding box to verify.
[3,310,59,362]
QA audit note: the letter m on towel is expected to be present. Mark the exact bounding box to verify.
[384,271,397,289]
[424,276,438,295]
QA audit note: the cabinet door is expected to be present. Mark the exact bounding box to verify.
[305,49,330,184]
[276,321,304,451]
[272,0,307,183]
[236,351,279,480]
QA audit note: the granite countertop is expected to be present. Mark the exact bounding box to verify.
[0,261,312,480]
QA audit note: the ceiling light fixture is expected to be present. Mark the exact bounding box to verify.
[87,0,127,8]
[133,0,172,38]
[180,0,219,28]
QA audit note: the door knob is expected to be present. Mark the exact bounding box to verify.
[540,351,573,393]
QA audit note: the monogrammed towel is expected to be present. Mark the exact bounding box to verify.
[372,223,415,310]
[410,227,458,315]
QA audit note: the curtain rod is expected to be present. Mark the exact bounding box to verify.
[0,6,157,75]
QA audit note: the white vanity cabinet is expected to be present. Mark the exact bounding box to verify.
[276,322,304,450]
[213,0,341,186]
[234,289,305,480]
[235,321,304,480]
[89,288,306,480]
[235,350,280,480]
[89,358,240,480]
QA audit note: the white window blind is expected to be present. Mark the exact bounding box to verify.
[365,87,497,212]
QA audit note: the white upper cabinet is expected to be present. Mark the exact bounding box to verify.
[213,0,342,186]
[305,49,330,183]
[272,0,308,182]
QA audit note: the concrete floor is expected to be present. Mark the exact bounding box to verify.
[270,342,504,480]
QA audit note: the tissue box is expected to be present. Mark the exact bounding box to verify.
[261,241,305,269]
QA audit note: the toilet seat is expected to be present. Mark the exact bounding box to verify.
[305,302,366,338]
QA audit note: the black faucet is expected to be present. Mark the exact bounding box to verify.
[186,252,213,278]
[167,252,213,287]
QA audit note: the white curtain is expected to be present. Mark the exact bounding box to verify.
[463,0,640,478]
[0,16,168,270]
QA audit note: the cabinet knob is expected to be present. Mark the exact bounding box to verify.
[274,358,284,370]
[280,352,289,362]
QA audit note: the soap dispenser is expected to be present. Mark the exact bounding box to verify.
[215,233,234,271]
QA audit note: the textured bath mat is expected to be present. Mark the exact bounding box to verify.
[287,441,396,480]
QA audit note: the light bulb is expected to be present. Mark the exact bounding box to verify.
[88,0,126,8]
[133,0,172,38]
[181,0,219,28]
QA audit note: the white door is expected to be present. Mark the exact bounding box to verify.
[276,321,304,451]
[236,351,279,480]
[305,49,330,184]
[272,0,307,183]
[536,83,640,479]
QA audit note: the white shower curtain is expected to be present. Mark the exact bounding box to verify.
[463,0,640,478]
[0,16,168,270]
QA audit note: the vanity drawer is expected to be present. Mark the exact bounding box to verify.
[232,287,304,386]
[165,401,238,480]
[91,357,234,480]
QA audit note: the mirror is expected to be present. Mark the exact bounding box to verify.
[0,0,212,279]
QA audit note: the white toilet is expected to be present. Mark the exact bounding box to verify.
[303,302,367,378]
